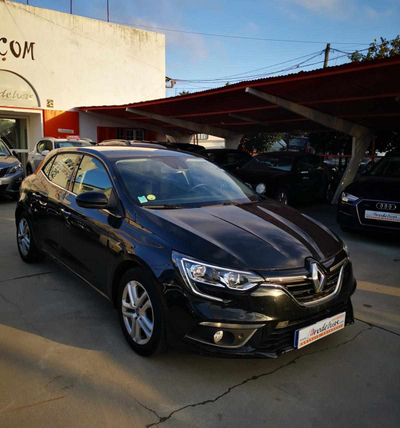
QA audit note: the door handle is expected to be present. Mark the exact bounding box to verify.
[61,208,72,218]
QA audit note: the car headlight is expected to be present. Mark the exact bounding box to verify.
[7,163,23,175]
[341,192,358,203]
[256,183,266,194]
[172,251,264,302]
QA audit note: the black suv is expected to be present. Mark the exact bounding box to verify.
[16,146,356,357]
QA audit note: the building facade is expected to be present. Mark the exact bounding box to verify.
[0,0,165,165]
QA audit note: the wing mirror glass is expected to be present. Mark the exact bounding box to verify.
[41,150,50,156]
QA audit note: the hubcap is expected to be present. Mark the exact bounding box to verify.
[17,218,30,256]
[277,192,288,205]
[122,281,154,345]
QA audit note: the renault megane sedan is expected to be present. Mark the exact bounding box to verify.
[16,146,356,357]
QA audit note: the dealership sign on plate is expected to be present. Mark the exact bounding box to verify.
[295,312,346,349]
[365,210,400,223]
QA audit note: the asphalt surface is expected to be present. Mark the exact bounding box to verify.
[1,197,399,428]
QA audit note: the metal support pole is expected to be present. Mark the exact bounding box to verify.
[324,43,331,68]
[107,0,110,22]
[70,0,73,14]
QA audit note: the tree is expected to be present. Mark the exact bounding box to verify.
[178,90,191,96]
[242,132,285,152]
[348,36,400,62]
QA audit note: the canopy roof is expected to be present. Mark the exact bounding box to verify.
[80,56,400,134]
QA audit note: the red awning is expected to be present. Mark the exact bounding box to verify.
[80,56,400,134]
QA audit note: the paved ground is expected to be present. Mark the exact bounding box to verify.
[1,197,399,428]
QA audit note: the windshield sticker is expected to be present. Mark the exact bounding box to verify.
[138,196,148,203]
[147,194,156,201]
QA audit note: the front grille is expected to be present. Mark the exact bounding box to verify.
[285,264,342,303]
[357,199,400,230]
[0,167,9,178]
[258,300,354,354]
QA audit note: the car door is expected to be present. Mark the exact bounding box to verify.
[60,155,114,293]
[294,155,325,200]
[32,152,82,259]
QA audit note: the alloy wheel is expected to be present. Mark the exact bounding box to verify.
[17,218,31,256]
[122,281,154,345]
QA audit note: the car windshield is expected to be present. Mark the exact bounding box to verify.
[55,141,91,149]
[370,156,400,178]
[115,155,259,208]
[242,154,294,171]
[0,140,11,156]
[288,138,307,149]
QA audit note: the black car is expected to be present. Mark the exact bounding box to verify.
[338,150,400,233]
[235,152,334,205]
[287,137,315,154]
[199,148,253,172]
[16,146,355,357]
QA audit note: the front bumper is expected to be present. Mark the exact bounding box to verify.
[338,200,400,233]
[0,171,24,196]
[163,256,356,358]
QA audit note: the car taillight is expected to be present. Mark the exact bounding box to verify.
[34,159,45,174]
[305,146,310,153]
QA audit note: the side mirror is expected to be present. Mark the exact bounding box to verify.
[42,150,50,156]
[12,150,20,160]
[76,191,109,209]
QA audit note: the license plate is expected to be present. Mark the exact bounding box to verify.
[365,210,400,223]
[295,312,346,349]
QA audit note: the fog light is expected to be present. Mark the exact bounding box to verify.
[213,330,224,343]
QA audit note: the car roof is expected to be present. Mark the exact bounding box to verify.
[42,137,89,143]
[255,151,307,158]
[53,145,201,161]
[98,140,167,149]
[201,148,248,153]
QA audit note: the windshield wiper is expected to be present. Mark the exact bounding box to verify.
[143,204,182,209]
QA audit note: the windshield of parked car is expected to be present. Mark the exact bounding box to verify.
[55,141,91,149]
[370,156,400,178]
[242,153,295,172]
[115,155,259,208]
[0,140,11,156]
[288,138,308,150]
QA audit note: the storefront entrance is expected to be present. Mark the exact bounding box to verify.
[0,117,28,165]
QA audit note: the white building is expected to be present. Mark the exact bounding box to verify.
[0,0,165,165]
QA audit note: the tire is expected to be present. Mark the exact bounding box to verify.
[276,188,289,205]
[117,267,167,357]
[16,211,45,263]
[26,164,33,176]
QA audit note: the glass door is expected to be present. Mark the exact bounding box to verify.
[0,118,28,166]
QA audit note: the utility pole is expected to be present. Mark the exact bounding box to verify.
[323,43,331,68]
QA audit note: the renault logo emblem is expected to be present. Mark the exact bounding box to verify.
[376,203,396,211]
[310,262,327,293]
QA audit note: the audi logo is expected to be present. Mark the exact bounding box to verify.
[376,203,397,211]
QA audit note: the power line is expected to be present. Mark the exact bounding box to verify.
[112,19,370,46]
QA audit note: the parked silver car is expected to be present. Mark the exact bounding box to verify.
[0,139,24,200]
[26,137,91,175]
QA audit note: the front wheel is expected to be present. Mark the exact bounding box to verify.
[16,212,45,263]
[117,268,167,356]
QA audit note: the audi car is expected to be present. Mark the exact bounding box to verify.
[16,146,356,357]
[338,150,400,233]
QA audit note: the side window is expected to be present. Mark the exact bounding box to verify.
[42,155,56,177]
[73,156,113,198]
[298,156,321,172]
[44,140,53,152]
[47,154,81,189]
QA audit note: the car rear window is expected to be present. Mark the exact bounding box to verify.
[288,138,308,150]
[243,154,294,171]
[55,141,91,149]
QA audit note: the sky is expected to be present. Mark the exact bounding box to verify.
[13,0,400,98]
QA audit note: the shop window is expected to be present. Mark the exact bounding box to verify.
[126,129,144,141]
[117,128,124,139]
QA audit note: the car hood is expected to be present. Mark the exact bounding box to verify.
[142,200,342,271]
[234,169,288,185]
[345,176,400,201]
[0,156,19,168]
